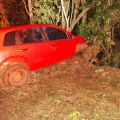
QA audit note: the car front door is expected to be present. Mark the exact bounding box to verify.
[44,27,77,64]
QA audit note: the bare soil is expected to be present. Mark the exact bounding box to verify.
[0,55,120,120]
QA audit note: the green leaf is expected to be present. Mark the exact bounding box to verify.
[69,111,84,120]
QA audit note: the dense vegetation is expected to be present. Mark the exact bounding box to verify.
[0,0,120,67]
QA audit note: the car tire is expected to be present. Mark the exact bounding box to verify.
[2,64,30,88]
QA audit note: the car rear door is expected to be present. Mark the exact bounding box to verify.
[3,27,52,70]
[44,27,77,63]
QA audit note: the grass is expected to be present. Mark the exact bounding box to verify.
[1,57,120,120]
[8,110,19,120]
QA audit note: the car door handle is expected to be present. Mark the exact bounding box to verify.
[51,44,57,48]
[19,48,28,52]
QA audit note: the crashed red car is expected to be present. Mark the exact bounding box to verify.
[0,24,87,88]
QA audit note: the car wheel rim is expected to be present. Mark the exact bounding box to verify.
[8,69,25,86]
[4,67,28,87]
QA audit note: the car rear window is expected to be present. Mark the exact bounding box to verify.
[45,27,68,41]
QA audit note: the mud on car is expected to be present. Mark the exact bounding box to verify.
[0,24,87,89]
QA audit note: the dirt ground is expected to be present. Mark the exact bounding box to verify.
[0,55,120,120]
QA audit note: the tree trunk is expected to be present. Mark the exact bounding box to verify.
[107,0,114,6]
[61,0,90,31]
[0,0,9,27]
[22,0,33,23]
[28,0,33,23]
[61,0,69,30]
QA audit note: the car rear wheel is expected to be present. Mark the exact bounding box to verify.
[2,64,30,88]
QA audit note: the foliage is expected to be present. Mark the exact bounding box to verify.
[32,0,61,25]
[9,110,19,120]
[69,111,84,120]
[79,1,110,39]
[78,0,120,67]
[50,98,63,106]
[110,52,120,67]
[31,0,91,31]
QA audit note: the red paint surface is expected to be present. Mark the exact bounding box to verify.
[0,24,87,71]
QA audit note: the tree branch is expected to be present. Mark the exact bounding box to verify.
[61,0,69,30]
[73,1,79,22]
[69,0,74,26]
[65,0,70,17]
[71,7,90,31]
[22,0,30,17]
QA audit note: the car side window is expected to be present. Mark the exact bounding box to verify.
[4,32,16,46]
[45,27,68,41]
[15,28,43,45]
[4,28,43,46]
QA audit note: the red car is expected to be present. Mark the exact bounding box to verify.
[0,24,87,88]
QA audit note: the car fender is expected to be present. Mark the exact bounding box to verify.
[0,56,30,76]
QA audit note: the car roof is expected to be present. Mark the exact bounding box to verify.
[0,24,67,33]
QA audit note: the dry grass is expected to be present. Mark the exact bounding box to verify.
[0,56,120,120]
